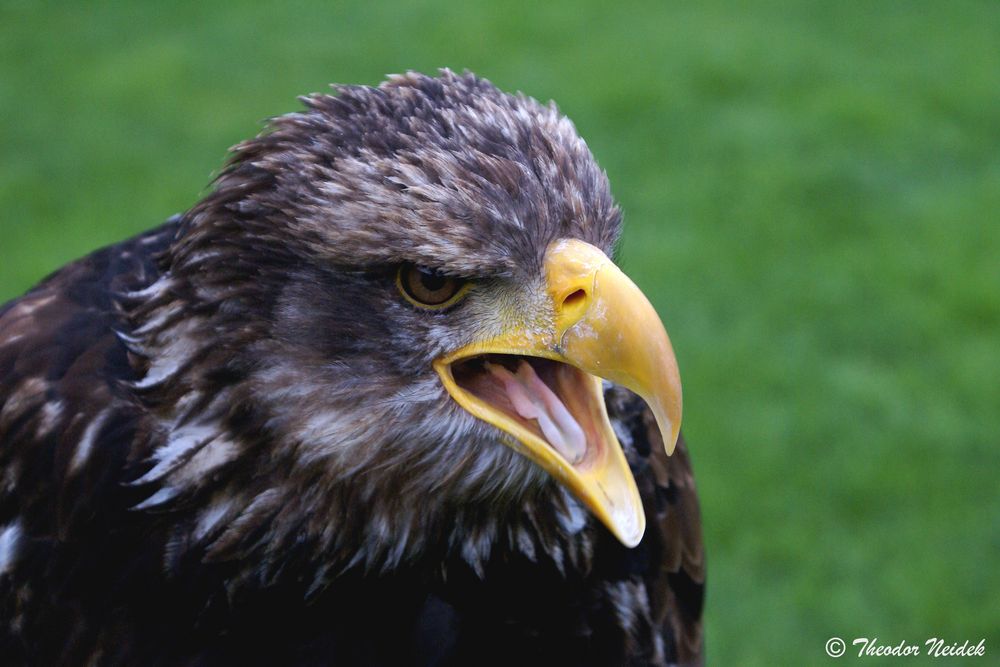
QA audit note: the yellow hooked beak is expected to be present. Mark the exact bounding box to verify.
[434,239,681,547]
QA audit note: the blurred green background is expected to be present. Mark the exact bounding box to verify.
[2,1,998,663]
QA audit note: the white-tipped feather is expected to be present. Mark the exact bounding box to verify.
[0,519,23,576]
[69,408,112,474]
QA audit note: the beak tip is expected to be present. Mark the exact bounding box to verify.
[651,405,681,457]
[617,524,645,548]
[665,423,681,455]
[607,503,646,548]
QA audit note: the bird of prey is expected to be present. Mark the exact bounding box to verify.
[0,70,704,666]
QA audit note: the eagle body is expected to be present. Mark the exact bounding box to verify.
[0,71,704,666]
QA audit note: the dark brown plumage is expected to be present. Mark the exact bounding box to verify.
[0,70,703,666]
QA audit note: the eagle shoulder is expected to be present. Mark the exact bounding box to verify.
[0,218,177,659]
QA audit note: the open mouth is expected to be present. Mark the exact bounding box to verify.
[430,238,682,547]
[450,354,608,470]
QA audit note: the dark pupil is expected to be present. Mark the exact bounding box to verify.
[418,270,447,292]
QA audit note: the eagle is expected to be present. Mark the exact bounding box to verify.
[0,70,704,666]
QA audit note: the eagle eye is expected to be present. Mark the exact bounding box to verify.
[397,264,468,309]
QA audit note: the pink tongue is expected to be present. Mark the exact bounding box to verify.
[484,360,587,464]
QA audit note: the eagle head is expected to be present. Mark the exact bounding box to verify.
[124,70,681,583]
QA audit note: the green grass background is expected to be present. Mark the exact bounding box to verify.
[2,1,998,663]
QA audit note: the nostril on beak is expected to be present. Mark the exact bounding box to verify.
[557,289,590,334]
[562,289,587,310]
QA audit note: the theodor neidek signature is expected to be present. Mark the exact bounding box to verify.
[850,637,986,658]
